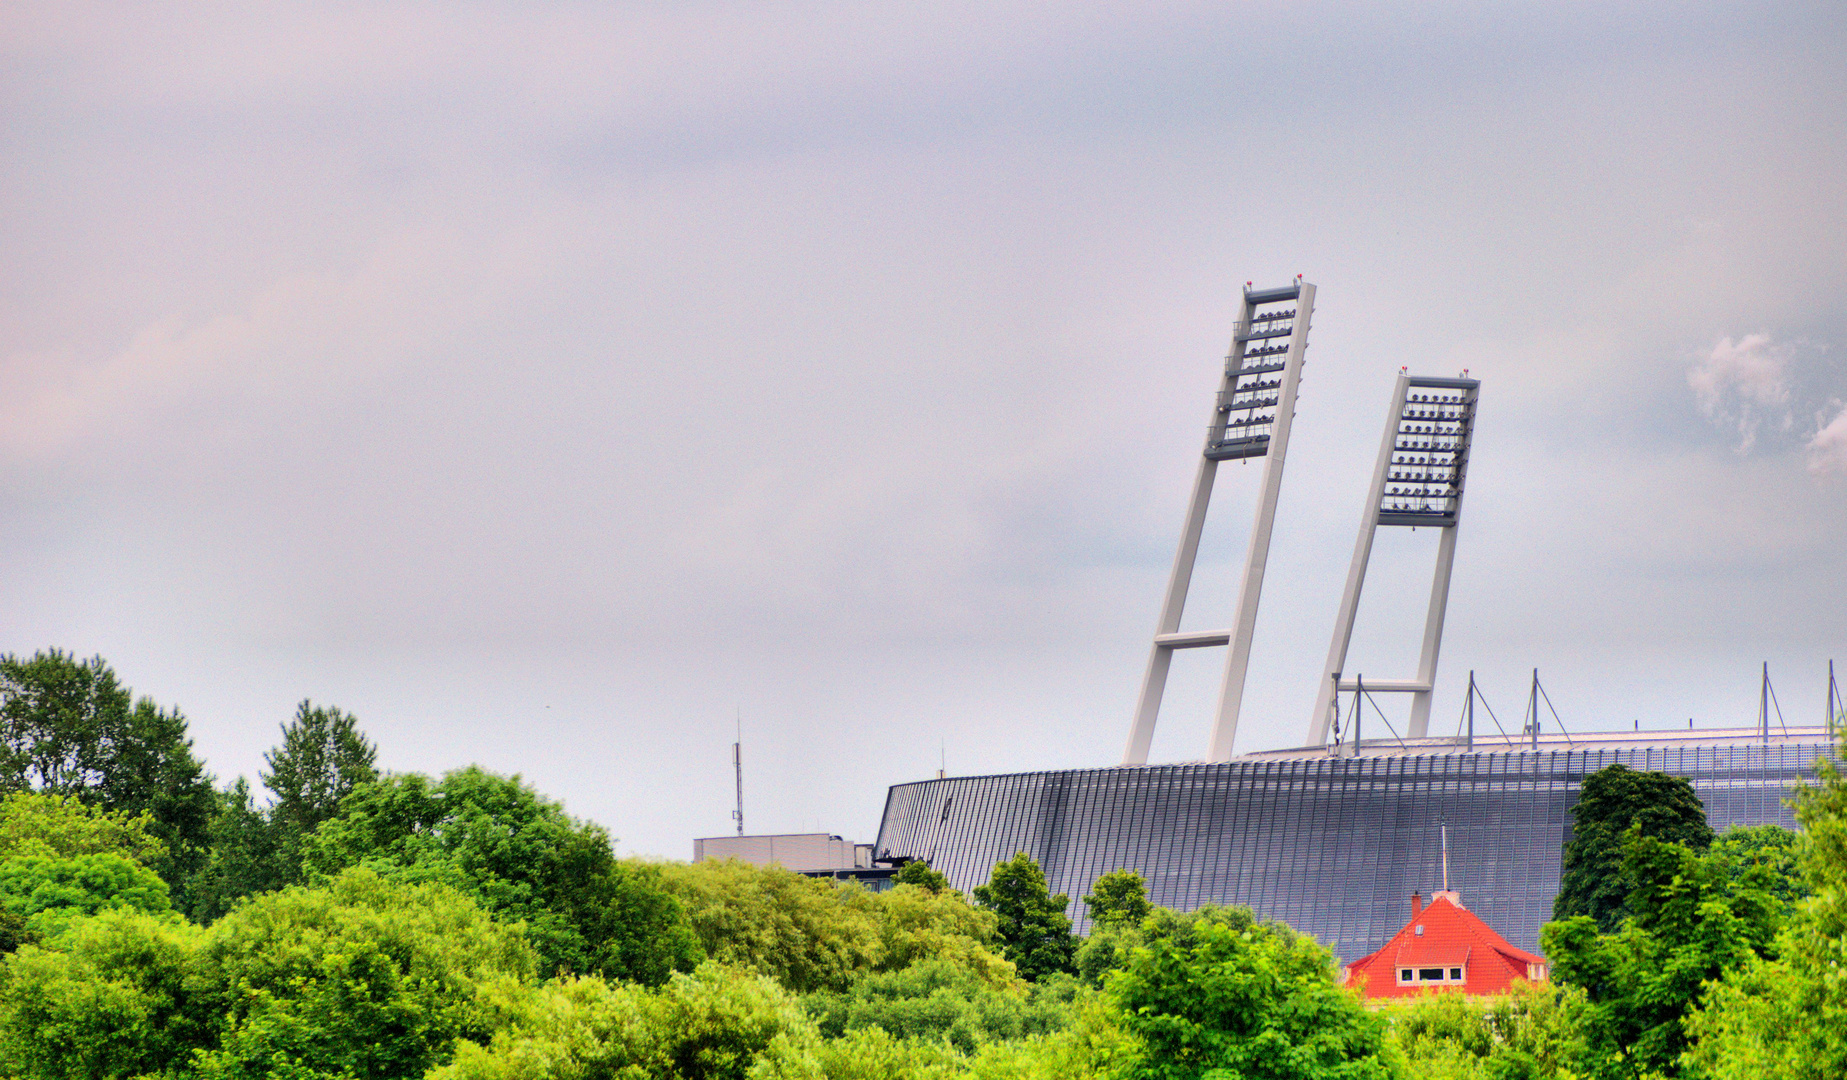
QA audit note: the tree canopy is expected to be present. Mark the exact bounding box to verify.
[1082,869,1152,929]
[1553,764,1713,931]
[306,768,701,983]
[973,853,1076,983]
[1107,907,1397,1080]
[0,651,216,896]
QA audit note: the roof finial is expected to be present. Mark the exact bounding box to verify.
[1441,821,1450,893]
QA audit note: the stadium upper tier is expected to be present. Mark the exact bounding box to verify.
[874,728,1837,961]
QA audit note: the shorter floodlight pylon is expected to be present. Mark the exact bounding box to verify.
[1309,372,1479,747]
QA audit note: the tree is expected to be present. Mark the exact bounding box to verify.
[894,859,953,894]
[262,700,377,842]
[306,768,701,982]
[0,651,216,896]
[1540,827,1782,1080]
[0,792,165,863]
[803,957,1072,1053]
[0,852,173,938]
[0,908,207,1080]
[185,779,290,923]
[1554,764,1712,931]
[1683,736,1847,1079]
[433,964,821,1080]
[1106,907,1397,1080]
[1083,869,1152,929]
[661,858,882,994]
[187,867,534,1080]
[973,853,1076,982]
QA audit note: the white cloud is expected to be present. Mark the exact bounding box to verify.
[1810,401,1847,476]
[1687,333,1793,451]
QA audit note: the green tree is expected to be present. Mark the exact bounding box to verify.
[434,963,821,1080]
[803,957,1071,1053]
[662,858,883,993]
[188,867,534,1080]
[1683,736,1847,1079]
[307,768,700,982]
[894,859,953,894]
[0,650,216,897]
[1554,764,1713,932]
[0,791,166,863]
[973,853,1075,983]
[1384,981,1587,1080]
[0,852,172,938]
[185,778,286,922]
[1082,869,1151,929]
[1540,827,1782,1080]
[263,700,377,844]
[0,908,207,1080]
[1106,907,1397,1080]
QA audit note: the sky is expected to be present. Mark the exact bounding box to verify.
[2,1,1844,859]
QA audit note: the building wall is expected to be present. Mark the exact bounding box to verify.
[874,742,1832,961]
[694,833,871,872]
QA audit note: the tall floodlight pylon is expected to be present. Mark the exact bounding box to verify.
[1310,372,1480,747]
[1124,279,1315,765]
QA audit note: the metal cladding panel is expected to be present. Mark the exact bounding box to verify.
[874,744,1834,961]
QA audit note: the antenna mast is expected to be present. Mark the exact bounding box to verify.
[1441,822,1450,892]
[732,709,744,836]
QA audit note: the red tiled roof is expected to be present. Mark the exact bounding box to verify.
[1345,893,1547,999]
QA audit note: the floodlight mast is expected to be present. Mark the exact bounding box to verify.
[1310,372,1479,748]
[1124,279,1315,765]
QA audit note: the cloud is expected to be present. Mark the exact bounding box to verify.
[1810,401,1847,476]
[1687,333,1793,451]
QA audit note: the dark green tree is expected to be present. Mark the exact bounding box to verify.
[1554,763,1713,931]
[306,768,701,983]
[973,852,1075,982]
[185,778,285,922]
[262,699,378,839]
[0,651,215,900]
[1083,868,1152,928]
[893,859,953,894]
[1541,827,1783,1079]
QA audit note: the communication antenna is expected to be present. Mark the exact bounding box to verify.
[1310,372,1480,744]
[731,708,744,836]
[1126,279,1317,764]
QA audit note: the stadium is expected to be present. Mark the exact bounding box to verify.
[872,281,1841,960]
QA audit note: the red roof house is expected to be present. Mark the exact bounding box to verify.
[1343,891,1548,999]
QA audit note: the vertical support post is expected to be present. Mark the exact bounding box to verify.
[1408,521,1461,737]
[1309,373,1409,746]
[1123,448,1223,764]
[1528,669,1539,750]
[1208,282,1316,761]
[1466,670,1475,749]
[1353,674,1364,756]
[1761,661,1770,744]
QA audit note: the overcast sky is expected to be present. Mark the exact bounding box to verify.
[4,2,1844,859]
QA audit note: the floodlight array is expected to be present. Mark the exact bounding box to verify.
[1206,299,1300,461]
[1378,382,1477,527]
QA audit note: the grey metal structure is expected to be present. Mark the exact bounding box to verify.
[1310,373,1480,746]
[876,730,1835,960]
[1126,280,1316,765]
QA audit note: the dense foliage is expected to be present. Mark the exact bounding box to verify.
[1553,763,1714,931]
[973,852,1077,982]
[2,649,1845,1079]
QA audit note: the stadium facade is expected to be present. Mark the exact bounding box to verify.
[875,730,1836,960]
